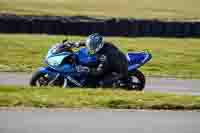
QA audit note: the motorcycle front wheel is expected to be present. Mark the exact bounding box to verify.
[30,70,64,87]
[30,70,50,87]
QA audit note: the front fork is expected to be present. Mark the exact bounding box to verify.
[39,67,83,88]
[39,67,62,86]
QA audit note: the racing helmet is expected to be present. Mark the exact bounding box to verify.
[86,33,104,55]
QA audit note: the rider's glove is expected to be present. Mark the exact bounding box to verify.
[74,41,85,48]
[74,42,81,48]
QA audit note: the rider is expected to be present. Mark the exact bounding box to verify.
[76,33,128,87]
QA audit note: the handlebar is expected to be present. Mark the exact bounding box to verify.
[50,40,85,54]
[63,40,85,48]
[63,41,76,48]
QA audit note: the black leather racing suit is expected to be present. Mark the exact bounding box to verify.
[87,42,128,87]
[60,41,128,87]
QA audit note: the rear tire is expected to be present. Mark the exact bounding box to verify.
[128,70,146,91]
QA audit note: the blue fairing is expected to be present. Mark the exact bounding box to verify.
[45,48,76,72]
[127,52,152,71]
[45,47,96,75]
[39,67,58,76]
[76,48,97,65]
[39,67,49,73]
[39,66,80,78]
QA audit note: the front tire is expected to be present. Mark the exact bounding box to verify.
[30,70,49,87]
[128,70,146,91]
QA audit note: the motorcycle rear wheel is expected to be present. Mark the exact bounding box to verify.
[127,70,146,91]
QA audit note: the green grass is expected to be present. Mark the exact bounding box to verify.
[0,34,200,78]
[0,85,200,110]
[0,0,200,20]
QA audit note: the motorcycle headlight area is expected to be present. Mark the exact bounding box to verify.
[46,55,67,67]
[47,58,60,67]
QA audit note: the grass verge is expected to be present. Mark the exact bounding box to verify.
[0,86,200,110]
[0,34,200,78]
[0,0,200,20]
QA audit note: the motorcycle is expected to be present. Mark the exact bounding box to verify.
[30,40,152,90]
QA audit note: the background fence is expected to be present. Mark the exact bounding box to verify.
[0,14,200,37]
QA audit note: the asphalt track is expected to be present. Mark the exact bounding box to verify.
[0,109,200,133]
[0,72,199,95]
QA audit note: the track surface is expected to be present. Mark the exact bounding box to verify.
[0,72,199,94]
[0,109,200,133]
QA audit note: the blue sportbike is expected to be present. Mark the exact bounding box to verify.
[30,40,152,90]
